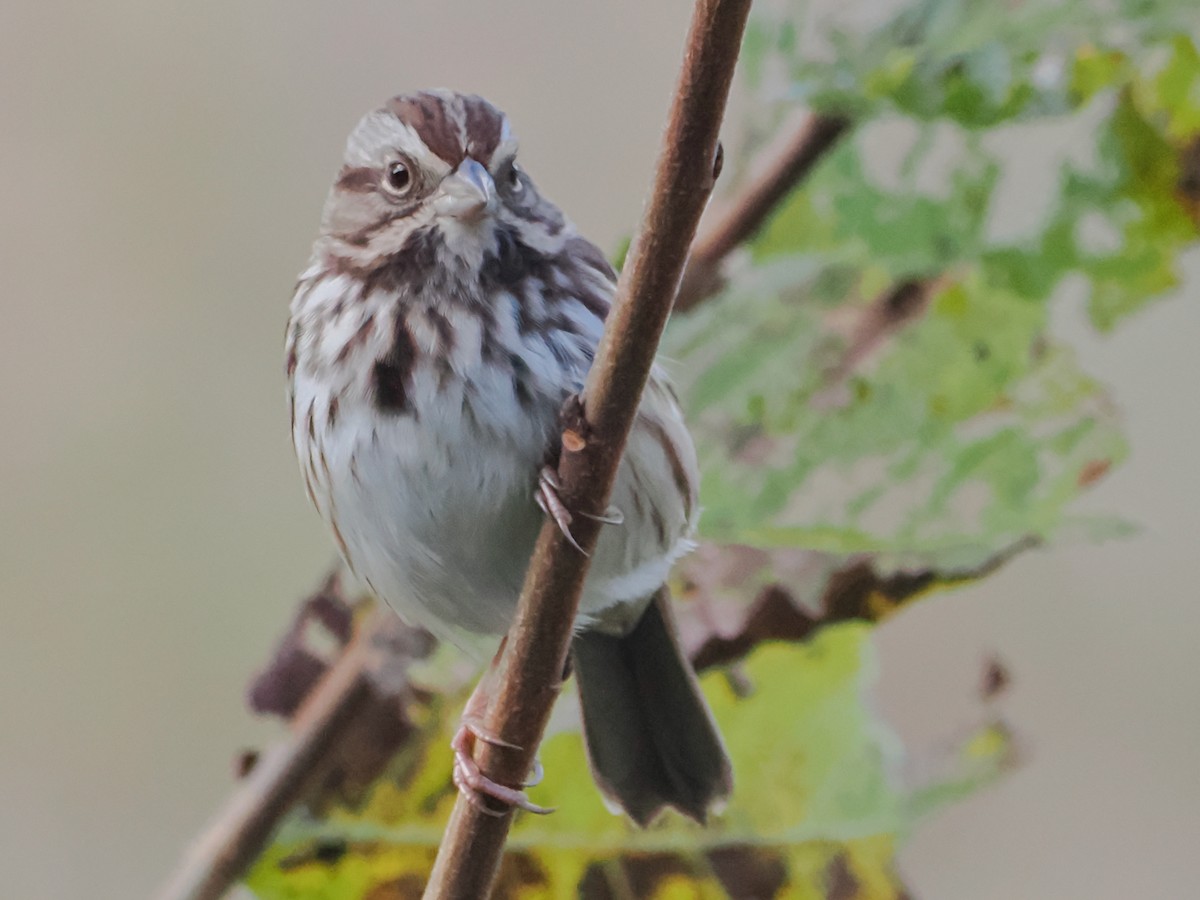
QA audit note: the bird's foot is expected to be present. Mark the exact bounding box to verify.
[450,719,553,816]
[535,466,624,556]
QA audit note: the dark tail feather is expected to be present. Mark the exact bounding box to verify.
[572,589,733,826]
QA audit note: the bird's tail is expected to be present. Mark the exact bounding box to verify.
[571,588,733,826]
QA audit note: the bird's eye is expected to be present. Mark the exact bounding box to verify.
[384,161,412,194]
[507,163,523,192]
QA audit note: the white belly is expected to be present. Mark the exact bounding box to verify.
[293,364,552,641]
[288,273,695,649]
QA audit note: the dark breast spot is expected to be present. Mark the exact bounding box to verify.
[509,352,534,409]
[427,308,456,353]
[479,306,503,364]
[345,227,442,297]
[372,318,419,415]
[481,228,539,289]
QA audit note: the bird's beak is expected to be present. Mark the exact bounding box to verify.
[434,159,494,223]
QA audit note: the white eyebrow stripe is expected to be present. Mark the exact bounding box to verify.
[447,93,469,153]
[345,110,454,177]
[397,123,454,176]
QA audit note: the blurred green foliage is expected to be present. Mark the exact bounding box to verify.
[682,2,1200,568]
[248,625,1009,898]
[247,1,1199,897]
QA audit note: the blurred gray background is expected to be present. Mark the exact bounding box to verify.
[2,1,1196,898]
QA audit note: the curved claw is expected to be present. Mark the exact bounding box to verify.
[451,723,554,816]
[451,756,507,817]
[535,466,624,552]
[524,756,545,788]
[578,505,624,526]
[536,467,587,555]
[457,715,521,751]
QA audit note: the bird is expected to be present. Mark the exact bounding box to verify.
[286,89,731,825]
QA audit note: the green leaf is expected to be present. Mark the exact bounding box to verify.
[245,626,1011,898]
[1059,36,1200,329]
[664,265,1127,567]
[751,0,1200,127]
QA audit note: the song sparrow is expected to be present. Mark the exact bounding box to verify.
[287,90,731,825]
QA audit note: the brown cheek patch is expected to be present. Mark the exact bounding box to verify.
[387,94,465,167]
[336,165,379,193]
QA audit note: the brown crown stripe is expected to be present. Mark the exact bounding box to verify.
[385,92,507,168]
[461,95,506,166]
[386,94,463,166]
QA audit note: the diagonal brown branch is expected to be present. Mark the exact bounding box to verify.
[421,1,752,896]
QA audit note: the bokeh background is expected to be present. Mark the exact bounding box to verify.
[2,1,1196,897]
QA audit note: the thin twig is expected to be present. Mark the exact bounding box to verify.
[421,1,752,897]
[675,110,853,311]
[155,610,391,900]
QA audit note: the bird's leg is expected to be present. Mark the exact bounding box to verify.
[450,640,554,816]
[535,466,624,556]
